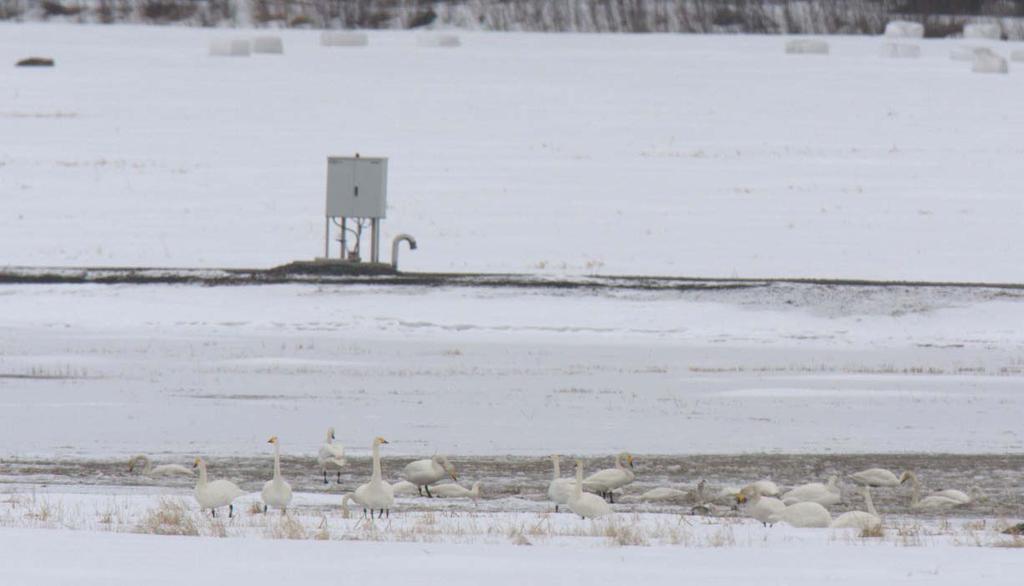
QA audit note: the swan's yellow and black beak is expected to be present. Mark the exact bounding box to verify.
[450,465,458,481]
[376,437,389,444]
[267,436,277,444]
[735,493,747,504]
[627,454,635,469]
[192,457,200,469]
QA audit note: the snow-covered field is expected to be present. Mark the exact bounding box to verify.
[2,24,1024,280]
[3,23,1024,584]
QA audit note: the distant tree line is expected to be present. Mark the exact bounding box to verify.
[2,0,1023,37]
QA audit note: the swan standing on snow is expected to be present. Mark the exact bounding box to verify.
[849,468,901,487]
[831,486,882,530]
[342,436,394,519]
[193,457,246,518]
[260,436,293,514]
[900,471,961,511]
[583,452,635,503]
[402,454,457,497]
[737,484,786,526]
[430,481,482,501]
[569,459,612,519]
[769,501,832,528]
[318,427,346,484]
[547,454,575,512]
[127,455,193,478]
[781,475,841,506]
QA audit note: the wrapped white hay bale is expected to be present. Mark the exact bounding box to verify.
[972,50,1008,73]
[950,45,987,61]
[785,39,829,55]
[1012,49,1024,62]
[879,43,921,58]
[884,20,924,39]
[320,31,369,47]
[417,33,461,48]
[963,23,1001,40]
[209,39,251,57]
[252,36,284,54]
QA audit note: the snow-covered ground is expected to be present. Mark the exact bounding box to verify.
[2,25,1024,280]
[2,283,1024,458]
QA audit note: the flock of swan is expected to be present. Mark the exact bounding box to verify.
[129,431,980,529]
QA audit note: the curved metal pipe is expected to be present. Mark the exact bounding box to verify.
[391,234,417,271]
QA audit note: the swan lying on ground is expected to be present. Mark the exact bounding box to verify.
[403,454,457,497]
[260,436,292,514]
[849,468,901,487]
[569,460,612,519]
[782,475,841,506]
[391,480,419,496]
[900,471,962,511]
[831,486,881,530]
[583,452,635,503]
[193,457,246,518]
[931,488,974,505]
[317,427,346,484]
[342,436,394,519]
[769,501,832,528]
[737,484,786,526]
[430,481,482,501]
[547,454,574,512]
[127,455,193,477]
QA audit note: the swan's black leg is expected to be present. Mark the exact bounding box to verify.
[386,509,390,519]
[609,492,615,504]
[378,508,384,519]
[229,504,234,518]
[417,486,423,496]
[555,505,559,513]
[211,509,216,518]
[263,505,268,514]
[323,470,328,485]
[337,471,341,484]
[425,485,433,498]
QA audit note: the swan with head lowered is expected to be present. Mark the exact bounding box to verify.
[737,484,786,527]
[900,472,961,511]
[342,436,394,519]
[128,455,193,478]
[193,457,247,518]
[430,481,482,501]
[402,454,457,497]
[569,460,612,519]
[849,468,902,488]
[582,452,635,503]
[831,486,882,530]
[781,475,841,506]
[547,455,575,512]
[318,427,346,484]
[260,436,293,514]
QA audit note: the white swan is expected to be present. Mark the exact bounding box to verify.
[317,427,346,484]
[849,468,901,487]
[640,487,689,502]
[342,436,394,519]
[831,486,882,530]
[547,454,575,512]
[781,475,841,506]
[737,484,786,526]
[931,488,972,505]
[582,452,635,503]
[900,471,961,511]
[569,459,612,519]
[260,436,293,514]
[391,480,419,496]
[402,454,457,497]
[768,501,832,528]
[127,454,193,477]
[193,457,246,517]
[430,481,482,501]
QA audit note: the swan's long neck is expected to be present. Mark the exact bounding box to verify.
[907,473,920,506]
[615,453,623,470]
[326,429,333,442]
[371,440,382,483]
[574,463,583,498]
[552,455,561,479]
[863,486,878,516]
[196,460,208,487]
[273,442,281,480]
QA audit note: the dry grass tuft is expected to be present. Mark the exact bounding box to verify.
[992,535,1024,548]
[249,501,265,515]
[859,524,885,538]
[268,515,307,540]
[135,498,198,536]
[605,520,649,547]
